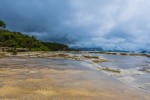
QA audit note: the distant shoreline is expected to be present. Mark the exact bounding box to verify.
[88,51,150,58]
[1,50,150,58]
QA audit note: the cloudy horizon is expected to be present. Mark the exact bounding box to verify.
[0,0,150,51]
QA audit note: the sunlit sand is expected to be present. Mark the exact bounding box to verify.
[0,55,149,100]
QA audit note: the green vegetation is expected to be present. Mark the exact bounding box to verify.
[0,20,6,28]
[0,20,70,51]
[42,42,69,51]
[0,30,49,51]
[12,47,17,55]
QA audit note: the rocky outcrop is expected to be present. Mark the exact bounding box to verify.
[7,52,109,64]
[0,52,6,58]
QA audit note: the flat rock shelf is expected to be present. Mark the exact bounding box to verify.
[0,57,149,100]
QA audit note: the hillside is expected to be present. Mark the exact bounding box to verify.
[0,30,70,51]
[0,20,70,51]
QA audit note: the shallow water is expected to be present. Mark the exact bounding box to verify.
[89,53,150,91]
[65,52,150,91]
[92,54,150,69]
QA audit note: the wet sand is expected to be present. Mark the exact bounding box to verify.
[0,57,150,100]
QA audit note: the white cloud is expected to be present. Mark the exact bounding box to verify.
[67,0,150,50]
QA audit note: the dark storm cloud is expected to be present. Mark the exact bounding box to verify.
[0,0,76,43]
[0,0,150,51]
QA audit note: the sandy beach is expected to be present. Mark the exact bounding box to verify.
[1,0,150,99]
[0,52,149,100]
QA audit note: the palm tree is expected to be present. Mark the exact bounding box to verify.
[0,20,6,29]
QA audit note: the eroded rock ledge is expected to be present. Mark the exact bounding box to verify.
[5,52,109,63]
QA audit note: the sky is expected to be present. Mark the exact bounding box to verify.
[0,0,150,51]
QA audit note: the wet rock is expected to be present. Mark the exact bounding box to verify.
[83,55,99,59]
[99,67,121,73]
[0,52,6,58]
[139,66,150,73]
[92,59,107,63]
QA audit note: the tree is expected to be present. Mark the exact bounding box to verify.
[0,20,6,28]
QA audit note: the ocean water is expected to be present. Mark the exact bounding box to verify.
[61,52,150,91]
[93,54,150,69]
[92,53,150,91]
